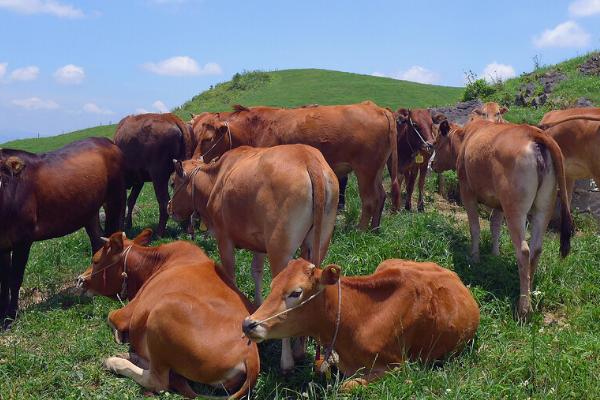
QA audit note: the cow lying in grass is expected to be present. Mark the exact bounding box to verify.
[77,230,259,399]
[431,119,574,319]
[168,144,338,373]
[242,258,480,391]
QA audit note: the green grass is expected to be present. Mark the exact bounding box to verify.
[0,175,598,399]
[2,125,116,154]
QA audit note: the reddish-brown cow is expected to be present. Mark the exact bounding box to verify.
[0,138,125,327]
[431,120,573,319]
[192,102,400,230]
[242,258,480,390]
[77,231,259,399]
[114,113,195,237]
[470,102,508,122]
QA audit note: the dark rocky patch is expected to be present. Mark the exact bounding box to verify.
[429,99,482,125]
[579,53,600,76]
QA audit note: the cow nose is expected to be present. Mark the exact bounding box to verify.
[76,275,86,288]
[242,317,259,334]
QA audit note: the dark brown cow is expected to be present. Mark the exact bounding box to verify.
[0,138,125,327]
[242,258,480,390]
[77,231,259,399]
[114,113,195,237]
[431,120,573,319]
[191,102,400,230]
[168,144,338,373]
[386,109,449,212]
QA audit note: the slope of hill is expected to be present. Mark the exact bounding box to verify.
[2,69,463,152]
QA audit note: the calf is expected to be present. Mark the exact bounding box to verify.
[168,144,339,373]
[243,258,479,390]
[77,231,259,399]
[470,102,508,122]
[431,120,574,319]
[0,138,125,328]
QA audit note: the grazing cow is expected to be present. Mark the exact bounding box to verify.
[77,231,259,399]
[0,138,125,327]
[470,102,508,122]
[168,144,339,373]
[191,102,400,230]
[242,258,480,390]
[538,108,600,201]
[386,109,449,212]
[114,113,195,237]
[431,120,574,319]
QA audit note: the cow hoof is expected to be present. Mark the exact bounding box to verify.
[340,378,368,392]
[517,297,532,322]
[417,204,425,213]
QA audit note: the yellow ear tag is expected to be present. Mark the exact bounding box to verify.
[415,154,424,164]
[199,222,208,232]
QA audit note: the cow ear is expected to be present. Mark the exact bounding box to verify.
[319,264,341,286]
[396,108,409,123]
[133,228,153,246]
[4,156,25,176]
[217,124,228,136]
[499,106,509,114]
[472,107,484,116]
[431,113,447,124]
[439,120,450,137]
[108,232,124,253]
[173,159,186,178]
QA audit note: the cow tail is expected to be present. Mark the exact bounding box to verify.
[385,109,400,211]
[536,134,574,257]
[174,118,195,160]
[306,156,327,266]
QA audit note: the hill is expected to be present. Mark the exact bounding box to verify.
[2,69,463,152]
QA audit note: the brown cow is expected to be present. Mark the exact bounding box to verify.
[191,102,400,230]
[0,138,125,327]
[539,108,600,201]
[77,231,259,399]
[470,102,508,122]
[114,113,195,237]
[386,109,449,212]
[168,144,338,373]
[431,120,573,319]
[242,258,480,390]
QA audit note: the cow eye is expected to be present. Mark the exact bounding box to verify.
[288,289,302,299]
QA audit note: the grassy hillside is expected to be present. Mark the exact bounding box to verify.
[2,69,463,152]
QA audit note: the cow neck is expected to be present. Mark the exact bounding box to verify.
[189,163,218,223]
[397,123,421,168]
[448,128,466,166]
[122,245,167,299]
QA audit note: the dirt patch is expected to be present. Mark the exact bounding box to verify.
[543,310,569,328]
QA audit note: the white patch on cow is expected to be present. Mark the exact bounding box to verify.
[210,361,246,386]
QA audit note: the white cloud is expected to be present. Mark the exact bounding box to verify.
[153,100,169,113]
[0,62,6,79]
[0,0,84,18]
[54,64,85,84]
[9,66,39,81]
[569,0,600,17]
[134,108,151,115]
[83,102,114,115]
[481,62,516,82]
[142,56,222,76]
[12,97,59,110]
[533,21,591,48]
[372,66,440,84]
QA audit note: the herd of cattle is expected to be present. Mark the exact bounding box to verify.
[1,100,599,398]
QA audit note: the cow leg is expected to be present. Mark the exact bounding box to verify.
[280,338,295,375]
[416,163,428,212]
[251,253,265,305]
[151,175,170,238]
[565,176,575,205]
[404,170,416,211]
[104,176,127,235]
[85,213,104,253]
[357,168,386,231]
[103,356,169,394]
[504,213,532,320]
[490,209,504,256]
[461,189,481,263]
[125,182,144,230]
[528,210,550,294]
[169,371,198,398]
[108,302,138,344]
[337,175,348,211]
[0,251,11,323]
[217,238,236,282]
[4,242,31,328]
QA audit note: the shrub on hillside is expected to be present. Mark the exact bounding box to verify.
[462,71,496,101]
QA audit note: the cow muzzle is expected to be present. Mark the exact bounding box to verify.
[242,317,267,342]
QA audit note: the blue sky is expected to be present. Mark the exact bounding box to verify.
[1,0,599,142]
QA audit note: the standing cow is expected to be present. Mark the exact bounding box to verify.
[114,113,195,237]
[168,144,338,373]
[0,138,125,327]
[431,120,573,319]
[191,102,399,231]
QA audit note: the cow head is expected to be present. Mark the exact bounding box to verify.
[431,121,458,173]
[396,109,439,154]
[168,159,212,224]
[193,114,231,162]
[470,102,508,123]
[76,229,152,298]
[242,258,341,342]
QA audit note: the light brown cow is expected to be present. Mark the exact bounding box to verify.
[191,102,400,230]
[539,108,600,201]
[431,119,573,319]
[168,144,339,373]
[242,258,480,390]
[77,231,259,399]
[470,102,508,122]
